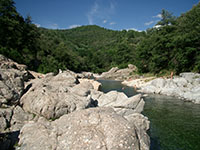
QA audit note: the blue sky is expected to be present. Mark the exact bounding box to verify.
[15,0,199,31]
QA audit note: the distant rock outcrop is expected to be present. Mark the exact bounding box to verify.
[95,64,138,80]
[139,73,200,104]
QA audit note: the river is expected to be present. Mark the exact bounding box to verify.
[98,79,200,150]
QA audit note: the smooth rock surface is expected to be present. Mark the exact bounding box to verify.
[139,73,200,104]
[97,91,145,116]
[19,107,141,150]
[125,113,150,150]
[20,72,94,119]
[97,65,137,80]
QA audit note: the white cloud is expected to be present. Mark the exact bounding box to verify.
[145,21,154,26]
[153,14,162,19]
[69,24,81,29]
[103,20,107,24]
[126,28,143,32]
[154,25,162,28]
[109,22,116,25]
[44,23,59,29]
[87,0,116,25]
[87,1,99,25]
[34,23,41,27]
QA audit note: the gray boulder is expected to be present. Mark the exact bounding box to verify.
[19,107,141,150]
[10,106,34,131]
[98,65,137,80]
[180,72,200,82]
[0,55,33,106]
[140,72,200,104]
[0,69,25,105]
[0,55,27,71]
[97,91,145,116]
[0,107,13,132]
[125,113,150,150]
[20,72,94,119]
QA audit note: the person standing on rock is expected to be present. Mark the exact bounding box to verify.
[171,71,174,79]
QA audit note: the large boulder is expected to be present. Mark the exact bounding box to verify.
[0,55,32,106]
[98,65,137,80]
[20,72,95,119]
[125,113,150,150]
[79,79,102,90]
[0,107,13,132]
[139,72,200,104]
[0,55,27,71]
[19,107,141,150]
[97,91,145,116]
[0,69,25,105]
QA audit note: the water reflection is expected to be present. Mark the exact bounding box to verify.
[98,79,137,97]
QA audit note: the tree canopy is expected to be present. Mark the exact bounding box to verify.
[0,0,199,74]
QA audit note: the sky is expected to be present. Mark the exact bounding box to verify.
[14,0,199,31]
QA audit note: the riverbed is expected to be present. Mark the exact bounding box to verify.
[98,79,200,150]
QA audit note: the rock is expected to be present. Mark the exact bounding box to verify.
[0,106,33,150]
[79,72,95,79]
[0,55,27,71]
[180,72,200,82]
[28,71,44,79]
[0,107,13,132]
[90,89,103,101]
[10,106,34,131]
[151,78,166,88]
[125,113,150,150]
[19,107,141,150]
[20,72,94,119]
[69,81,93,96]
[137,72,200,104]
[128,64,137,70]
[0,55,34,106]
[78,79,102,90]
[97,91,145,116]
[98,65,138,80]
[0,69,25,105]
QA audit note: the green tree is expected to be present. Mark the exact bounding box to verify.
[157,9,176,26]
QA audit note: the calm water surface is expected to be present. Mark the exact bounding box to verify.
[98,80,200,150]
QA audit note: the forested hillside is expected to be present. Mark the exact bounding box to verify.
[0,0,200,74]
[37,26,145,73]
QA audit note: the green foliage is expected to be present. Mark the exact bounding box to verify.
[1,0,199,74]
[157,9,177,25]
[36,25,145,73]
[0,0,40,70]
[135,4,200,74]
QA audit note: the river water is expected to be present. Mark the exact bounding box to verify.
[98,80,200,150]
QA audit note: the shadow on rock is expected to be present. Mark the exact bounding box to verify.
[0,130,20,150]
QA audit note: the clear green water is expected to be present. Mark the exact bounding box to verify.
[98,80,200,150]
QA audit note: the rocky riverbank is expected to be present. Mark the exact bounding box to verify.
[93,64,138,80]
[0,55,150,150]
[123,73,200,104]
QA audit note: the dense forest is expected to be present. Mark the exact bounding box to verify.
[0,0,200,74]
